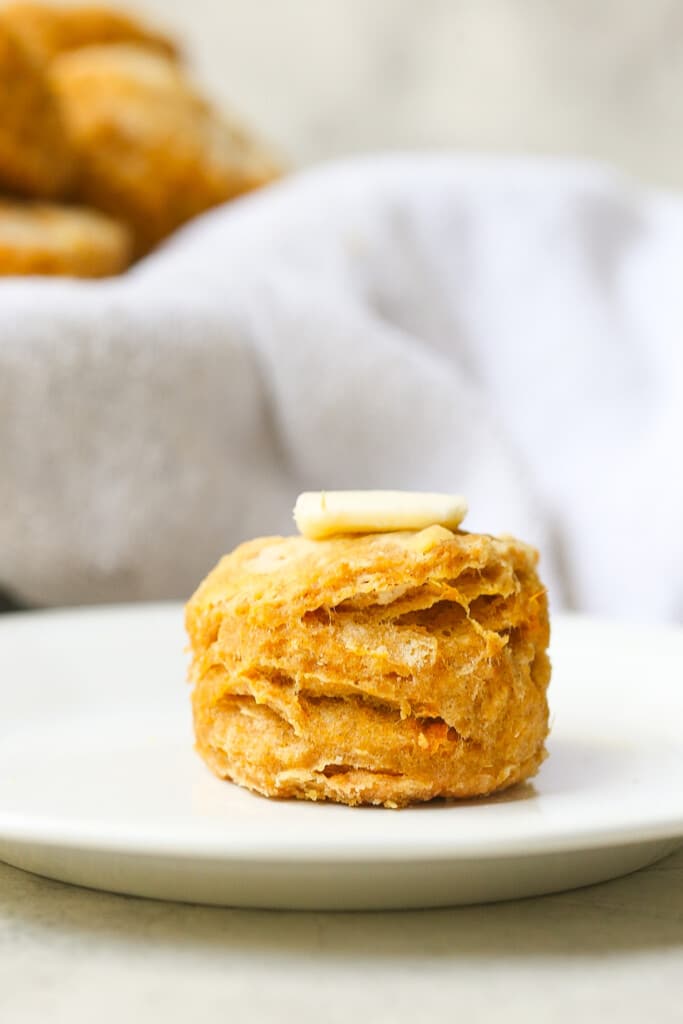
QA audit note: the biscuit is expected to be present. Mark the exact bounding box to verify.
[2,3,179,61]
[50,43,281,254]
[0,198,132,276]
[0,18,73,196]
[186,527,551,808]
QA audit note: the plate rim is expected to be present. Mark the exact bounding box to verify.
[1,811,682,863]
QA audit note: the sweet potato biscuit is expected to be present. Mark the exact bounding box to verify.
[51,43,281,254]
[186,527,551,808]
[2,3,179,61]
[0,18,73,196]
[0,198,132,276]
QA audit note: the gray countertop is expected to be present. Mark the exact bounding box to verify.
[2,847,681,1022]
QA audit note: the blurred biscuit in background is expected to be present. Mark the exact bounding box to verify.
[51,42,282,254]
[0,2,281,272]
[0,198,132,276]
[0,17,74,196]
[2,2,178,61]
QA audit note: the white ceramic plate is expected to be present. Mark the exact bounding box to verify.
[0,605,681,910]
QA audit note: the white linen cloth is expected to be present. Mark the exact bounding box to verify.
[1,155,681,620]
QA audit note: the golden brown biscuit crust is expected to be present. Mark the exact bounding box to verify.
[186,527,551,808]
[0,198,132,276]
[50,43,281,254]
[2,3,179,61]
[0,18,73,196]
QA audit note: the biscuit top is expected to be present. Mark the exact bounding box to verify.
[185,528,540,653]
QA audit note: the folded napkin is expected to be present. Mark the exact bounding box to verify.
[1,155,682,621]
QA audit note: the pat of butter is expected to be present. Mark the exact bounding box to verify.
[293,491,467,539]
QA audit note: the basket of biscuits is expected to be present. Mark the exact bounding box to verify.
[0,2,280,276]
